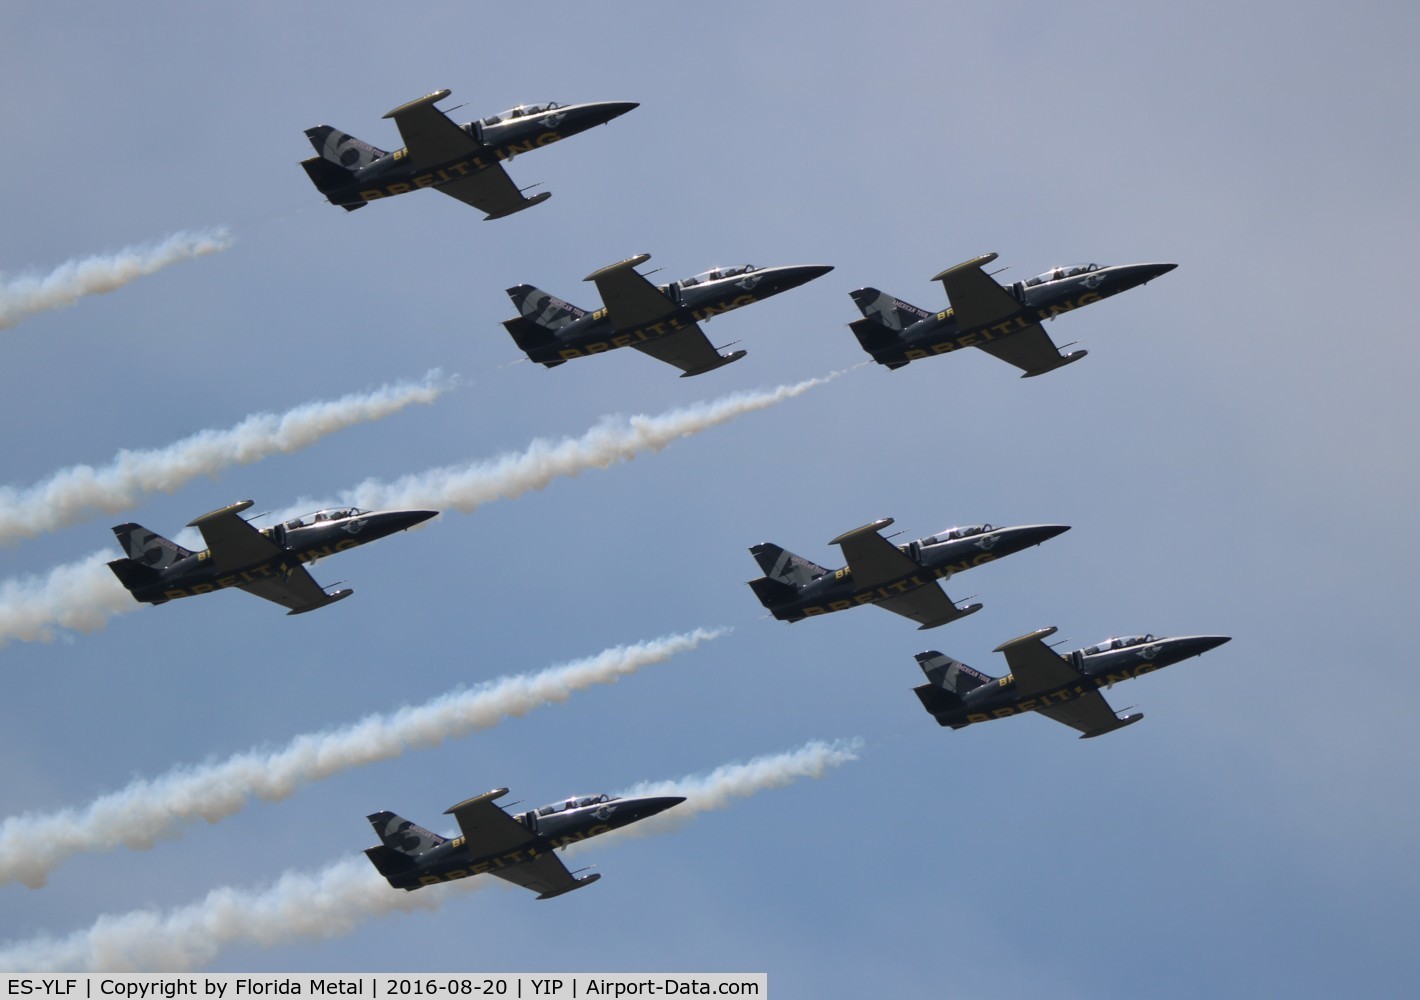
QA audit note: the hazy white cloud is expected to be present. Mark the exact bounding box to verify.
[0,739,859,972]
[0,629,724,888]
[0,230,232,330]
[0,371,453,546]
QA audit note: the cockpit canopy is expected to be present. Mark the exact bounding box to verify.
[283,507,369,530]
[921,524,995,545]
[1083,634,1156,655]
[535,793,611,816]
[481,102,560,127]
[677,264,756,288]
[1025,263,1100,287]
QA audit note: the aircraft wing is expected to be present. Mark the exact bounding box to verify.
[235,566,349,615]
[1036,691,1135,738]
[382,91,549,219]
[630,327,743,377]
[935,254,1079,376]
[445,791,535,858]
[187,500,281,572]
[433,168,551,220]
[970,323,1068,373]
[384,90,479,170]
[830,519,918,588]
[586,254,679,332]
[995,627,1082,696]
[875,586,980,629]
[487,851,590,899]
[935,254,1020,330]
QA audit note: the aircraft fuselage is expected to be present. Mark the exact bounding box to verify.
[918,635,1230,729]
[384,795,684,891]
[759,524,1068,622]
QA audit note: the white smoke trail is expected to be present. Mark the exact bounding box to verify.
[0,372,454,545]
[326,374,834,514]
[0,551,134,646]
[0,739,857,972]
[0,629,724,889]
[0,376,832,646]
[0,230,232,330]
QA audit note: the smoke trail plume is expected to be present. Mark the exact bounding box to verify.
[0,376,831,646]
[0,739,856,972]
[0,230,232,330]
[0,630,723,889]
[0,551,135,646]
[0,372,453,545]
[329,374,834,513]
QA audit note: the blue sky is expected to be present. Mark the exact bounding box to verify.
[1,1,1417,994]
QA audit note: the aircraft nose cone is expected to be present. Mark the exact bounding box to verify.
[774,264,835,291]
[388,510,439,531]
[1168,635,1231,659]
[587,101,639,123]
[643,796,686,817]
[1013,524,1071,547]
[1135,263,1178,283]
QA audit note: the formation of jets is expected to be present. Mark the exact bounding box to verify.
[87,86,1224,902]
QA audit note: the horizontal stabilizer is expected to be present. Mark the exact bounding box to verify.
[748,575,799,611]
[537,872,601,900]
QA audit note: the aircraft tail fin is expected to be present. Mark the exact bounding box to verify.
[915,650,993,694]
[366,810,448,857]
[913,650,994,720]
[111,523,193,570]
[506,285,588,331]
[749,543,829,589]
[304,125,387,171]
[849,288,931,331]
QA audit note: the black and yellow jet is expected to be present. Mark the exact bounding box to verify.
[300,89,637,218]
[748,518,1068,629]
[365,787,684,897]
[107,500,436,615]
[914,628,1230,738]
[503,253,833,376]
[849,253,1176,375]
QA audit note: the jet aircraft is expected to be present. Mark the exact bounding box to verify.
[849,253,1176,375]
[502,253,834,376]
[914,627,1230,738]
[107,500,437,615]
[300,89,637,218]
[364,787,685,897]
[748,518,1069,628]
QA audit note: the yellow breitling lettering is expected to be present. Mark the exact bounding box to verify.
[535,131,561,147]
